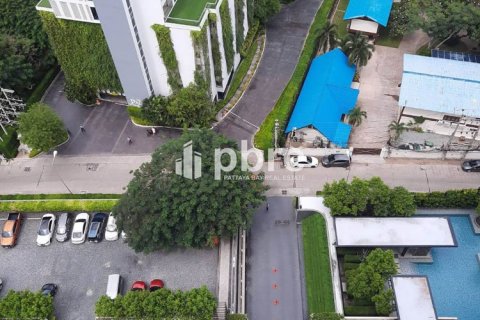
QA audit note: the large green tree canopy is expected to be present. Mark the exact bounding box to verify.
[113,129,267,252]
[0,290,54,319]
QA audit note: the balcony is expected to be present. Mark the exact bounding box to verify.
[165,0,218,26]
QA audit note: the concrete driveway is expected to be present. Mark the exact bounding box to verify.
[246,197,305,320]
[43,73,180,156]
[348,46,403,148]
[215,0,323,146]
[0,213,218,320]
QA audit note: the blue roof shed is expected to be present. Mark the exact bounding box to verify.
[285,49,359,147]
[343,0,393,27]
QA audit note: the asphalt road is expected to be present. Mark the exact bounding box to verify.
[215,0,323,146]
[0,213,218,320]
[246,197,305,320]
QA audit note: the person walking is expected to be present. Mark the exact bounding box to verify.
[266,202,269,211]
[151,127,156,135]
[80,125,86,133]
[127,136,133,144]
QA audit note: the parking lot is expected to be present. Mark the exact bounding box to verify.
[0,213,219,320]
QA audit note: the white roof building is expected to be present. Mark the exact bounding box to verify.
[392,276,438,320]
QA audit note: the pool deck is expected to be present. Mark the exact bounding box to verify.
[416,208,480,234]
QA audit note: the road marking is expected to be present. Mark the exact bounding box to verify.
[229,112,259,129]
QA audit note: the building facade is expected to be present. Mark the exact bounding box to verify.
[36,0,249,105]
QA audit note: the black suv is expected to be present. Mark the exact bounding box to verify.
[87,212,108,243]
[321,154,351,168]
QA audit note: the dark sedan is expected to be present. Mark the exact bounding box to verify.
[41,283,58,297]
[461,160,480,172]
[87,212,108,243]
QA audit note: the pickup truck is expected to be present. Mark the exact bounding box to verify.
[1,212,22,248]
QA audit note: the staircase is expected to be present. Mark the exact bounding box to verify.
[213,301,227,320]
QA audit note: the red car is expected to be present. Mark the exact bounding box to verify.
[131,281,146,292]
[149,279,164,292]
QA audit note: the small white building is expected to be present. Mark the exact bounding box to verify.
[391,276,438,320]
[343,0,394,36]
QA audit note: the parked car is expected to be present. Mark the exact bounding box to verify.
[87,212,108,243]
[36,214,56,246]
[0,278,3,292]
[321,154,351,168]
[461,160,480,172]
[289,155,319,168]
[131,281,147,291]
[104,213,119,241]
[71,213,90,244]
[149,279,164,292]
[1,213,22,248]
[55,212,72,242]
[41,283,57,297]
[106,274,123,299]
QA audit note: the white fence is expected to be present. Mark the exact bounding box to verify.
[382,148,480,160]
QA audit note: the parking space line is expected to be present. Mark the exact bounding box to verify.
[229,112,259,129]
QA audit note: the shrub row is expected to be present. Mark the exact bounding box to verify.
[151,24,182,92]
[227,314,248,320]
[220,0,235,71]
[26,66,59,106]
[240,21,260,57]
[413,189,479,208]
[254,0,336,156]
[0,193,121,200]
[0,199,118,212]
[344,305,377,316]
[0,126,19,159]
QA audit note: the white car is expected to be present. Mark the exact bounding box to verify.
[104,213,119,241]
[289,155,319,168]
[71,213,90,244]
[36,214,56,246]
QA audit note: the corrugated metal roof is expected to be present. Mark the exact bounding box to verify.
[343,0,393,26]
[285,49,359,147]
[399,54,480,117]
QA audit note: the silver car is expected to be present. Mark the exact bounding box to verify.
[55,212,72,242]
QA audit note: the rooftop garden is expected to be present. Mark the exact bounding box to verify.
[166,0,218,26]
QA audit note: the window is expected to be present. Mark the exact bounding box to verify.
[443,115,460,122]
[90,7,99,20]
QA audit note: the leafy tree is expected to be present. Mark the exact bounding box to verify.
[0,290,54,319]
[322,177,415,217]
[141,95,172,125]
[167,85,215,127]
[388,120,407,141]
[391,186,416,216]
[340,33,374,67]
[372,289,394,316]
[0,35,36,93]
[254,0,281,24]
[322,178,369,216]
[17,103,68,152]
[347,249,397,300]
[388,0,419,37]
[95,286,216,319]
[318,22,338,53]
[347,107,367,127]
[141,85,215,128]
[310,312,344,320]
[409,0,480,46]
[113,129,267,252]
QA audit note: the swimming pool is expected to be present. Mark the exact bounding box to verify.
[414,215,480,320]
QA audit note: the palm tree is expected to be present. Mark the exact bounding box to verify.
[347,107,367,127]
[388,120,407,141]
[340,33,375,67]
[318,22,338,53]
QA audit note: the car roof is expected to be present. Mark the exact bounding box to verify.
[330,154,350,160]
[3,220,15,232]
[72,221,85,232]
[58,213,70,224]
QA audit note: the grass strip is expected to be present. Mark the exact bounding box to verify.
[127,106,155,126]
[0,199,118,212]
[302,214,335,314]
[0,194,122,200]
[254,0,336,156]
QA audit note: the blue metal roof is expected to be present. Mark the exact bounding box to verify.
[399,54,480,118]
[343,0,393,27]
[285,49,359,147]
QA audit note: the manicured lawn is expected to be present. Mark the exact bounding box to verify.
[168,0,217,24]
[254,0,336,157]
[302,214,335,314]
[334,0,349,38]
[127,106,155,126]
[337,0,349,12]
[0,199,118,212]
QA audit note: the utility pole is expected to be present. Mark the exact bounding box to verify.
[443,110,464,160]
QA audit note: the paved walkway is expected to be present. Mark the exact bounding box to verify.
[43,73,180,156]
[246,197,304,320]
[349,30,430,148]
[215,0,324,147]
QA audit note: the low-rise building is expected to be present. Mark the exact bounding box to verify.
[343,0,393,36]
